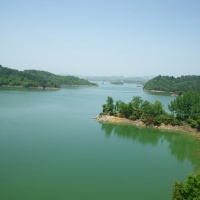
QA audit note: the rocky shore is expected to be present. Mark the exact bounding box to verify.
[94,115,200,139]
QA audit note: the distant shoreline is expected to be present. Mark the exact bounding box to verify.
[144,89,166,93]
[1,85,60,90]
[0,84,97,90]
[94,115,200,139]
[61,84,98,87]
[143,89,179,96]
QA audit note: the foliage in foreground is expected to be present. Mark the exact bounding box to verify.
[172,174,200,200]
[0,65,97,88]
[102,91,200,129]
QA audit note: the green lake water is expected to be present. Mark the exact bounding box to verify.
[0,83,200,200]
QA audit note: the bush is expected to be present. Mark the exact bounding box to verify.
[196,119,200,130]
[187,117,200,130]
[130,115,137,121]
[172,174,200,200]
[153,116,162,126]
[160,114,181,126]
[187,118,197,128]
[22,81,30,88]
[142,115,153,126]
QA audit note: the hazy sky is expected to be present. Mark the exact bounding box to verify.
[1,0,200,77]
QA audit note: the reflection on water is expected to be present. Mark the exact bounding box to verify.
[100,122,200,173]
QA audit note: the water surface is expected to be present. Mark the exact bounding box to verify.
[0,83,200,200]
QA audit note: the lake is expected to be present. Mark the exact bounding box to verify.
[0,83,200,200]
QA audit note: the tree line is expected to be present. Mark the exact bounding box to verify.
[0,65,97,88]
[143,75,200,95]
[101,91,200,130]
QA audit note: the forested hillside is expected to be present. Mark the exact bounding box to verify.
[143,75,200,94]
[0,65,97,88]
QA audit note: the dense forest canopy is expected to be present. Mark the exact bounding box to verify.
[143,75,200,94]
[0,65,97,88]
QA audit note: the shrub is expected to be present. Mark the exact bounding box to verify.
[160,114,181,126]
[196,119,200,130]
[172,174,200,200]
[130,115,137,121]
[187,118,197,128]
[142,115,153,126]
[153,116,162,126]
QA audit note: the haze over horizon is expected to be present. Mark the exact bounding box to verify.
[1,0,200,77]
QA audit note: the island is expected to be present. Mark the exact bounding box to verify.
[143,75,200,95]
[110,81,123,85]
[0,65,97,89]
[94,91,200,138]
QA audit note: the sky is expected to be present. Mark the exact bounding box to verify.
[0,0,200,77]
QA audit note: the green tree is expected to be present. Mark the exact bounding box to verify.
[102,96,114,115]
[172,174,200,200]
[131,96,143,109]
[106,96,114,113]
[168,91,200,120]
[116,101,129,118]
[141,100,154,117]
[130,96,143,120]
[153,100,166,116]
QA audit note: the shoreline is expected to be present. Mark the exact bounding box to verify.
[61,84,98,87]
[144,89,166,93]
[1,85,60,90]
[1,84,97,90]
[94,115,200,139]
[143,89,180,96]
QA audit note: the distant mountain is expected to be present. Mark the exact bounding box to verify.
[143,75,200,94]
[0,65,97,89]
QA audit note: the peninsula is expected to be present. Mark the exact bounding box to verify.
[95,93,200,138]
